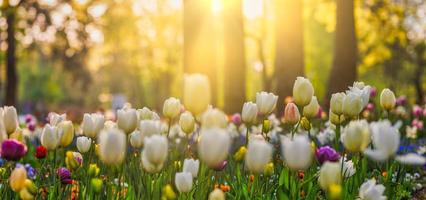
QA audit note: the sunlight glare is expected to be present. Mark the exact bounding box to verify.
[212,0,222,16]
[243,0,263,19]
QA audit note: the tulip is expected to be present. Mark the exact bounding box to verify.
[2,106,18,135]
[340,120,371,153]
[330,93,345,116]
[256,91,278,115]
[315,146,340,164]
[58,120,74,147]
[328,184,342,200]
[340,158,356,178]
[91,178,103,193]
[342,93,363,117]
[380,88,396,110]
[358,179,386,200]
[198,128,231,168]
[117,108,138,134]
[65,151,83,170]
[183,158,200,178]
[129,130,144,148]
[139,120,162,137]
[40,124,59,150]
[76,136,92,153]
[329,111,345,126]
[143,135,168,166]
[10,166,27,192]
[245,139,273,173]
[98,128,126,165]
[264,162,274,176]
[88,164,100,177]
[137,107,160,121]
[209,188,225,200]
[57,167,72,184]
[81,113,105,138]
[19,188,34,200]
[179,111,195,134]
[231,113,242,126]
[48,112,66,126]
[175,172,193,193]
[142,151,164,173]
[162,184,177,200]
[163,97,182,119]
[242,102,258,124]
[293,77,314,107]
[347,82,371,108]
[303,96,320,118]
[318,161,342,191]
[364,120,400,162]
[184,74,211,115]
[233,146,247,162]
[283,103,300,125]
[201,108,228,129]
[1,139,27,161]
[35,146,47,159]
[300,117,311,131]
[281,135,313,170]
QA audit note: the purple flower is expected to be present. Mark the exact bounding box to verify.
[25,114,33,124]
[369,87,377,97]
[57,167,72,184]
[1,139,27,161]
[27,122,36,132]
[396,96,407,106]
[315,146,340,164]
[231,114,242,126]
[16,163,37,179]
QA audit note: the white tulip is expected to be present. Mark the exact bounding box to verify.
[141,151,164,173]
[98,128,126,165]
[76,136,92,153]
[184,74,211,115]
[358,179,386,200]
[2,106,18,135]
[175,172,193,193]
[395,153,426,165]
[330,92,345,115]
[117,108,138,134]
[137,107,160,121]
[245,139,273,173]
[380,88,396,110]
[81,113,105,138]
[242,102,258,124]
[318,161,342,191]
[340,158,356,178]
[198,128,231,168]
[139,120,162,137]
[364,120,400,162]
[281,135,312,170]
[347,81,371,108]
[293,77,314,107]
[129,130,144,148]
[342,92,363,117]
[255,92,278,115]
[143,135,168,166]
[179,112,195,134]
[163,97,182,119]
[49,112,66,126]
[183,158,200,178]
[57,120,74,147]
[201,108,228,129]
[41,124,59,150]
[209,188,225,200]
[303,96,320,118]
[341,120,371,153]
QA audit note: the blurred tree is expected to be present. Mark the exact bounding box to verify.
[275,0,304,113]
[223,0,246,113]
[184,0,218,105]
[5,4,17,106]
[326,0,357,100]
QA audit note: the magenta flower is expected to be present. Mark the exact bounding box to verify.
[57,167,72,184]
[315,146,340,164]
[369,87,377,97]
[231,114,242,126]
[1,139,27,161]
[366,103,375,111]
[412,119,424,130]
[213,160,228,171]
[396,96,407,106]
[412,105,423,117]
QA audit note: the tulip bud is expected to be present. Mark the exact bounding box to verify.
[57,167,72,184]
[129,130,144,148]
[48,112,66,126]
[328,184,342,200]
[281,135,313,170]
[179,112,195,134]
[98,128,127,165]
[2,106,18,135]
[315,146,340,164]
[35,146,47,159]
[208,188,225,200]
[1,139,27,161]
[175,172,193,193]
[76,136,92,153]
[143,135,168,166]
[329,111,344,125]
[137,107,160,121]
[162,184,177,200]
[65,151,83,170]
[330,93,345,116]
[318,162,342,191]
[201,108,228,129]
[41,124,59,150]
[10,166,27,192]
[341,120,371,153]
[242,102,258,124]
[81,113,105,138]
[184,74,211,115]
[303,96,320,118]
[19,188,34,200]
[283,103,300,125]
[262,120,271,133]
[117,108,138,134]
[256,92,278,115]
[342,93,363,117]
[380,88,396,110]
[263,162,274,176]
[198,128,231,168]
[293,77,314,107]
[88,164,100,177]
[91,178,103,193]
[183,158,200,178]
[245,139,273,174]
[300,117,311,131]
[233,146,247,162]
[139,120,162,137]
[163,97,182,119]
[58,120,74,147]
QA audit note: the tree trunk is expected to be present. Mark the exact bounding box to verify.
[326,0,357,102]
[223,0,246,114]
[414,44,425,104]
[274,0,304,114]
[5,10,17,106]
[183,0,218,105]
